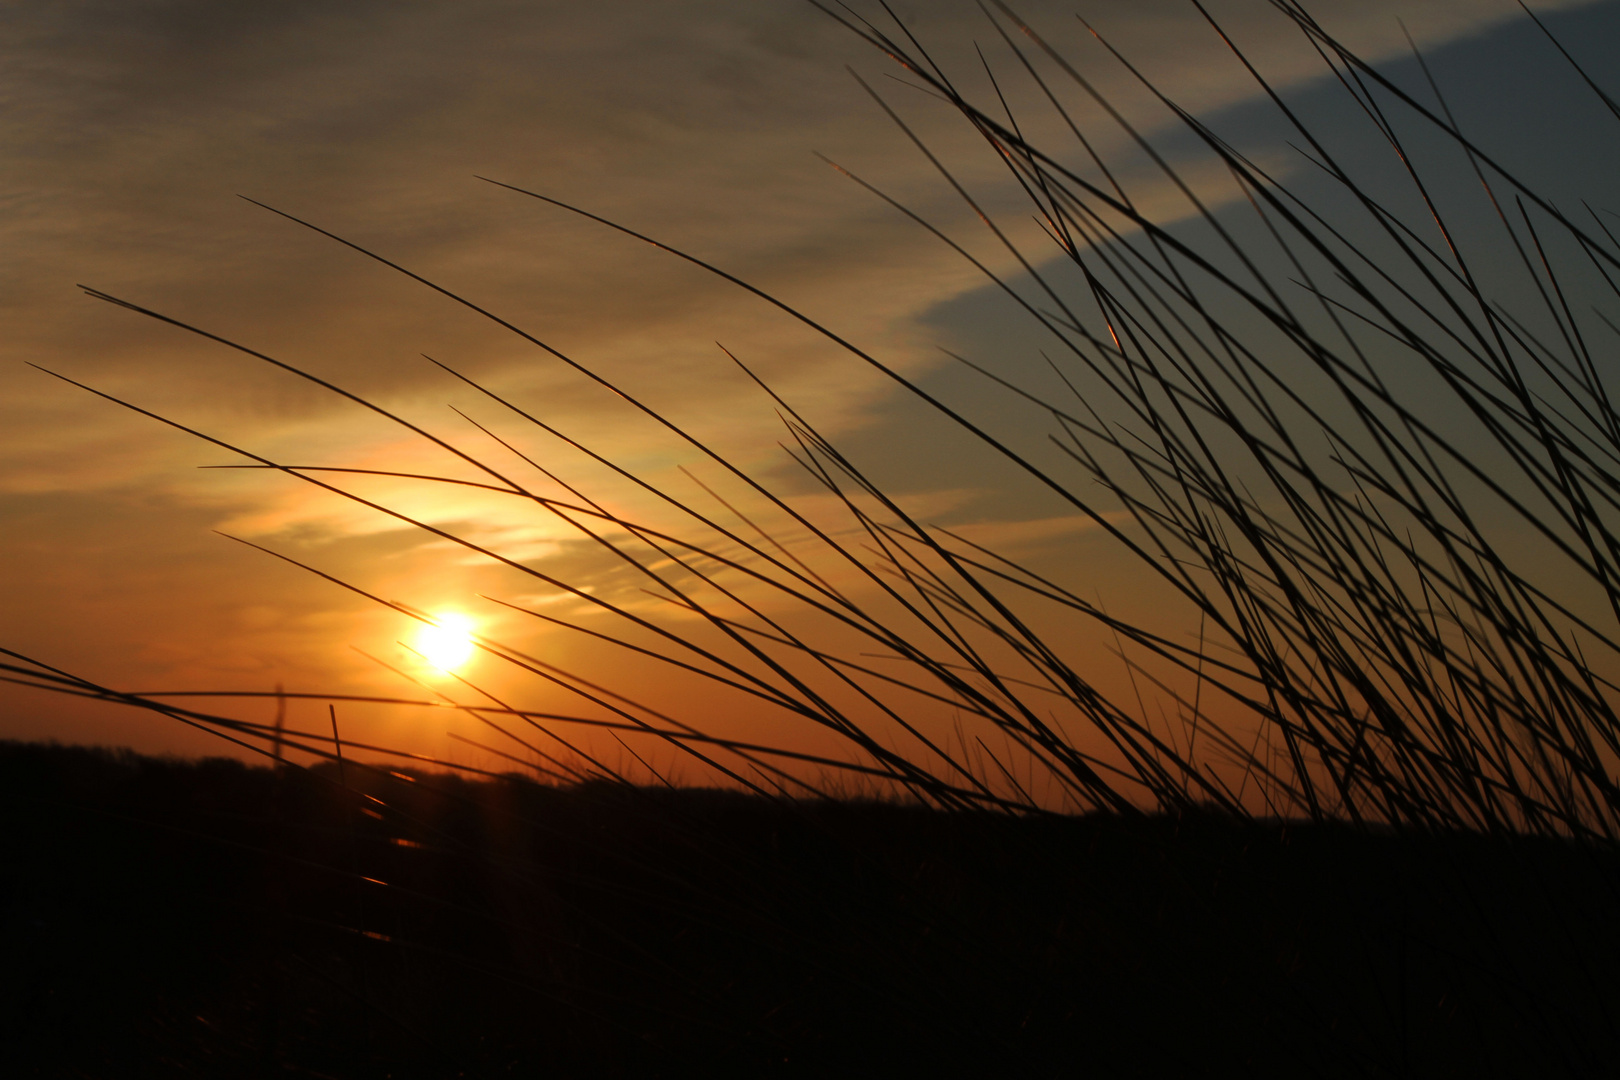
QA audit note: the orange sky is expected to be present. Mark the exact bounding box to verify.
[4,0,1615,794]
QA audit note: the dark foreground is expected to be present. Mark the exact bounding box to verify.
[1,741,1616,1078]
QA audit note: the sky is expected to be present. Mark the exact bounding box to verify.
[4,0,1617,784]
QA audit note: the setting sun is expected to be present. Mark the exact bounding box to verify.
[414,612,476,672]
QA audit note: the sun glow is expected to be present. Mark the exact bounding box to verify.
[414,612,476,672]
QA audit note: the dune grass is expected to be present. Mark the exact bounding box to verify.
[10,0,1620,834]
[4,0,1620,1071]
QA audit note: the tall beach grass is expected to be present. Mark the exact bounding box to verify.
[11,0,1620,837]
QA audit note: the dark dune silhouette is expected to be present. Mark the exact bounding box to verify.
[4,740,1618,1076]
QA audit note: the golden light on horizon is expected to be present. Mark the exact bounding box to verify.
[414,612,476,673]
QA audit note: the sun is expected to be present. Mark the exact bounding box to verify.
[414,612,476,673]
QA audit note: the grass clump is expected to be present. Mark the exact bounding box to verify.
[14,0,1620,832]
